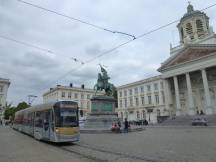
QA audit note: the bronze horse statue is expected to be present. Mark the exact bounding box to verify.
[94,69,116,96]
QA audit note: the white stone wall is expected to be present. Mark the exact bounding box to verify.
[43,86,103,117]
[117,77,168,123]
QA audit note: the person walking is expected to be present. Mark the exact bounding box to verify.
[124,118,129,133]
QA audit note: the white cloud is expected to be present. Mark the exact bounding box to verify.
[0,0,216,105]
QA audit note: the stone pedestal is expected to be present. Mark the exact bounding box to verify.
[84,96,118,130]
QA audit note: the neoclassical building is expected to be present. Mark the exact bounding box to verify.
[0,78,10,121]
[116,76,168,123]
[116,3,216,122]
[43,84,104,118]
[158,3,216,116]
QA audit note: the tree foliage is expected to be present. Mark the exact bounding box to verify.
[4,101,29,120]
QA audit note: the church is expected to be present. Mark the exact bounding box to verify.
[116,3,216,122]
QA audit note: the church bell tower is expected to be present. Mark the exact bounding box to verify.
[177,2,213,44]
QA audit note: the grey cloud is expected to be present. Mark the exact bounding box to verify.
[0,0,215,105]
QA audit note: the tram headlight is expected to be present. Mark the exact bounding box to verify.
[55,128,59,133]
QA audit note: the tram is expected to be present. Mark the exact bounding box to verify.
[13,101,80,143]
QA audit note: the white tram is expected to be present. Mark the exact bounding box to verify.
[13,101,80,143]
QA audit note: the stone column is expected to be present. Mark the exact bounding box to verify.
[174,76,181,116]
[164,79,173,116]
[186,73,195,115]
[159,81,163,105]
[201,69,213,114]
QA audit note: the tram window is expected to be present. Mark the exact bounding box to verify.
[80,110,83,117]
[61,108,78,127]
[35,112,43,128]
[54,106,78,127]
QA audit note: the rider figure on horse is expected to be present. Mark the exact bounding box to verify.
[94,65,115,96]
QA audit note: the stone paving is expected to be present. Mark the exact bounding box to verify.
[1,126,216,162]
[0,126,93,162]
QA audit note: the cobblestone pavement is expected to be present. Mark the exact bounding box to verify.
[1,126,216,162]
[0,126,93,162]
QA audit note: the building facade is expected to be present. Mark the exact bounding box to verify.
[116,76,169,123]
[0,78,10,121]
[43,84,104,117]
[117,3,216,122]
[158,3,216,116]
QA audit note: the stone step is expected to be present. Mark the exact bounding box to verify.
[159,115,216,126]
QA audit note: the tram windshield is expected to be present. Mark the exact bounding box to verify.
[54,107,78,127]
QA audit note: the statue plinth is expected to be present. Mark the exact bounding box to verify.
[83,95,118,130]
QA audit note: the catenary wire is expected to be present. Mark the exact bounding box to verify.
[16,0,136,39]
[56,2,216,79]
[0,35,84,64]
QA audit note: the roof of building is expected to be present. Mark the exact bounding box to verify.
[0,78,10,85]
[158,44,216,72]
[43,85,103,96]
[178,3,209,26]
[117,75,162,90]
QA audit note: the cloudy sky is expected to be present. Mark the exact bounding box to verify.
[0,0,216,105]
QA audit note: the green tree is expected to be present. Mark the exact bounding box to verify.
[4,103,16,120]
[4,101,29,120]
[16,101,29,111]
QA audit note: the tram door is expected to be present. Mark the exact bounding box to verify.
[43,110,51,140]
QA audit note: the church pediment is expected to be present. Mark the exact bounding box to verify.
[159,44,216,71]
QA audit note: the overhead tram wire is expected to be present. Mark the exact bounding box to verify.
[15,0,136,39]
[0,35,84,64]
[52,2,216,82]
[33,3,216,103]
[0,35,53,54]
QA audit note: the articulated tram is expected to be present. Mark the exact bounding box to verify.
[13,101,80,143]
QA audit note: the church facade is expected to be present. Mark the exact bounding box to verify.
[158,3,216,116]
[116,4,216,122]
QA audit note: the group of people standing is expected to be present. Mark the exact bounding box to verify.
[111,118,129,133]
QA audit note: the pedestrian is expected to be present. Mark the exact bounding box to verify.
[124,118,129,133]
[117,119,121,133]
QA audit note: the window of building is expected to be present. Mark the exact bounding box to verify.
[160,82,164,89]
[157,109,161,117]
[162,91,165,104]
[142,110,146,119]
[148,96,152,104]
[80,101,84,109]
[135,97,139,106]
[154,83,158,91]
[81,93,84,99]
[87,94,90,99]
[120,112,123,119]
[137,111,140,119]
[155,94,159,104]
[186,23,193,34]
[62,92,65,98]
[140,86,144,93]
[124,99,127,108]
[147,85,151,92]
[74,93,78,99]
[134,87,138,94]
[120,100,122,108]
[141,96,145,105]
[0,86,3,92]
[119,91,122,97]
[129,97,133,107]
[196,19,204,33]
[124,90,127,97]
[87,101,90,109]
[129,89,133,95]
[68,92,72,98]
[125,112,128,118]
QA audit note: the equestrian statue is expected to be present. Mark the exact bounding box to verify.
[94,65,116,96]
